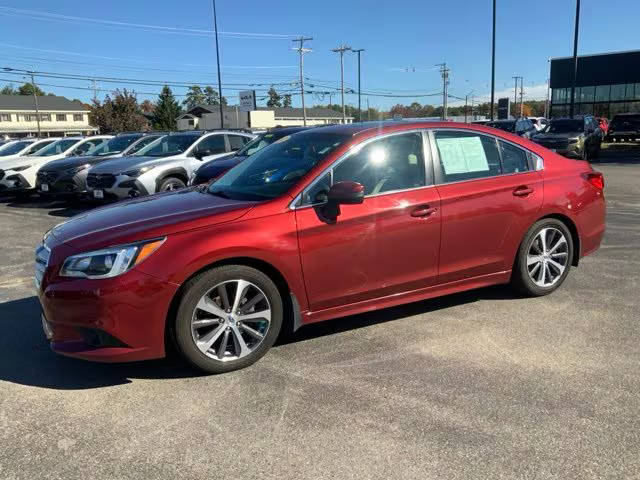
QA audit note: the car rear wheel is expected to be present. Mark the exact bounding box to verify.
[512,219,574,296]
[159,177,186,192]
[174,265,283,374]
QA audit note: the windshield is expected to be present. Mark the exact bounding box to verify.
[487,121,516,133]
[545,120,583,133]
[134,134,199,157]
[33,139,79,156]
[0,140,33,155]
[209,131,349,201]
[236,131,287,157]
[125,135,160,154]
[90,135,142,156]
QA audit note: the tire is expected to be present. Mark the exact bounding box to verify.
[158,177,186,192]
[174,265,283,374]
[511,219,574,297]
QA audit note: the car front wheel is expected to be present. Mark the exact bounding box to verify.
[174,265,283,374]
[512,219,574,296]
[159,177,186,192]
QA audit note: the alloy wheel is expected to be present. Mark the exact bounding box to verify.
[526,227,569,287]
[190,279,271,362]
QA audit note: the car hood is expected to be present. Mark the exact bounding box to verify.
[533,132,581,140]
[38,154,121,172]
[0,154,61,170]
[88,155,176,174]
[48,187,256,251]
[198,155,247,174]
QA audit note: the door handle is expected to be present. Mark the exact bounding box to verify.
[513,186,534,197]
[411,205,438,217]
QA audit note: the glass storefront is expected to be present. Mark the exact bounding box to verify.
[550,83,640,118]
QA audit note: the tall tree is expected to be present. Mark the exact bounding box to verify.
[183,85,206,110]
[152,85,182,130]
[266,87,282,108]
[203,85,227,106]
[282,94,292,108]
[18,82,45,96]
[89,89,147,133]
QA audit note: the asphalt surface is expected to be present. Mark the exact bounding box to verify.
[0,147,638,479]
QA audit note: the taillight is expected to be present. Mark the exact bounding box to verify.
[583,172,604,191]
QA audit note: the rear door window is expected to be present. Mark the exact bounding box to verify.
[498,140,530,174]
[228,134,248,151]
[433,130,501,183]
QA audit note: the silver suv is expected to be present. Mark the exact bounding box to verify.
[86,130,254,201]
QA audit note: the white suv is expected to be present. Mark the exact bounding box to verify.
[86,130,254,201]
[0,138,60,159]
[0,136,112,195]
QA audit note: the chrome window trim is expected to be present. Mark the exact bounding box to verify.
[289,128,432,210]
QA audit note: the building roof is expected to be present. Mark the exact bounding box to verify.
[182,104,352,119]
[0,94,88,111]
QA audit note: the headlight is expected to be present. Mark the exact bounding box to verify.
[60,238,165,279]
[12,165,31,172]
[122,165,155,177]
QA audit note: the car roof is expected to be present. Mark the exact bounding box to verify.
[266,126,311,135]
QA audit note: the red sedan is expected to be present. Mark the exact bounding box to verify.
[35,122,605,373]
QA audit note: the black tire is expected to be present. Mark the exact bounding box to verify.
[174,265,283,374]
[158,177,186,192]
[511,218,574,297]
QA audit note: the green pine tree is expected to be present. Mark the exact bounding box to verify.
[152,85,182,130]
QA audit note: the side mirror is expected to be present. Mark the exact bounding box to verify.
[319,181,365,222]
[194,149,212,160]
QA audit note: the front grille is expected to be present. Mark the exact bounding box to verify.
[37,171,58,184]
[87,173,116,188]
[34,243,51,290]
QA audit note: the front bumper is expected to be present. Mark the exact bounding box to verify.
[0,172,33,192]
[37,267,179,362]
[36,170,89,196]
[87,173,150,201]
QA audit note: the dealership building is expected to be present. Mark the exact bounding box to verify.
[550,50,640,119]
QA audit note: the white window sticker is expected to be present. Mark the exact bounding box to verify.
[437,136,489,174]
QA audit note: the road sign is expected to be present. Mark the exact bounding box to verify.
[239,90,256,112]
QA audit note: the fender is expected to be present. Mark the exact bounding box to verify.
[154,167,189,191]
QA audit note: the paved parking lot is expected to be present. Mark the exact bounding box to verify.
[0,149,639,479]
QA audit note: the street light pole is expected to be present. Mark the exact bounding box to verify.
[352,49,364,122]
[490,0,496,120]
[211,0,224,128]
[332,45,351,124]
[569,0,581,119]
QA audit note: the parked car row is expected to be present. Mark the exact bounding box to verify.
[0,130,257,200]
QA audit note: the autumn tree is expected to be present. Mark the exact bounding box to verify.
[140,99,155,113]
[89,89,147,133]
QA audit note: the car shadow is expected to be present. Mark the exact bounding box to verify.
[0,286,520,390]
[2,195,95,217]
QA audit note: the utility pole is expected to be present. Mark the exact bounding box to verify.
[490,0,496,120]
[519,77,525,117]
[292,36,312,126]
[211,0,224,128]
[436,63,449,120]
[464,90,474,123]
[90,79,99,102]
[331,44,351,124]
[352,48,364,122]
[569,0,581,118]
[29,71,41,138]
[512,76,521,118]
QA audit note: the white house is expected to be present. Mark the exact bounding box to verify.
[0,94,97,138]
[177,105,353,131]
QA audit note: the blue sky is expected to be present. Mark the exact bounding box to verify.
[0,0,638,110]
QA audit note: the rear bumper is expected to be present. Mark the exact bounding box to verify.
[38,268,179,362]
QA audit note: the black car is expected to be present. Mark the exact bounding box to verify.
[486,118,537,139]
[606,113,640,142]
[190,126,311,186]
[36,132,164,197]
[532,116,602,160]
